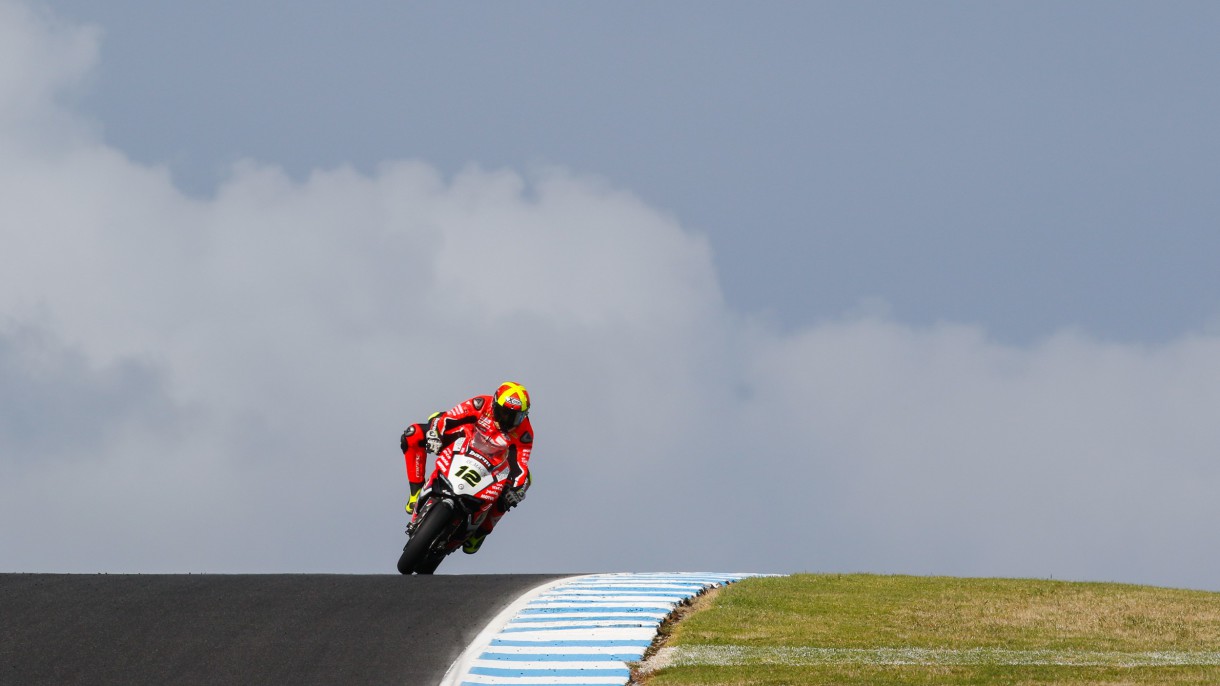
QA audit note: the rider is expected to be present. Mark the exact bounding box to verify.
[399,381,533,554]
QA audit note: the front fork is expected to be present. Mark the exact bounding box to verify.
[406,495,489,547]
[406,495,440,536]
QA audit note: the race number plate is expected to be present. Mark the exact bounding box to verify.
[448,454,495,495]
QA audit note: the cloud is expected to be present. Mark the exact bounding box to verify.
[0,323,177,462]
[2,0,1220,590]
[0,0,98,152]
[740,320,1220,586]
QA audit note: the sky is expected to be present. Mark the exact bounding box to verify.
[2,0,1219,590]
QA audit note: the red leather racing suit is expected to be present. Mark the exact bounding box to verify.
[404,395,533,536]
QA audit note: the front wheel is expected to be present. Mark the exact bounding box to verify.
[414,553,445,575]
[397,501,453,575]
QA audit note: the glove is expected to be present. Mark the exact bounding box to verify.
[498,487,526,511]
[424,429,442,454]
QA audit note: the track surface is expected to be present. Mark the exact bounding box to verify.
[0,573,568,686]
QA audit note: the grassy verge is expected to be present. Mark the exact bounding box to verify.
[633,574,1220,686]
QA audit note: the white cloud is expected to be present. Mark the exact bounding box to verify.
[2,0,1220,590]
[0,0,98,152]
[741,320,1220,587]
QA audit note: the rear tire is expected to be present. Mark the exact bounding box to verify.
[397,501,453,575]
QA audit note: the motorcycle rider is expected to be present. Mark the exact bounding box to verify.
[399,381,533,554]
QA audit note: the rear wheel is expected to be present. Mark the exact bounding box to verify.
[397,501,453,575]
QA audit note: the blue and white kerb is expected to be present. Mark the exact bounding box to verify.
[441,572,756,686]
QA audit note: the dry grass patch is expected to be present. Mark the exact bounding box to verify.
[633,574,1220,686]
[642,663,1220,686]
[892,578,1220,651]
[672,574,1220,652]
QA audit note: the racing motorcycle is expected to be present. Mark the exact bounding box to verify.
[396,444,511,575]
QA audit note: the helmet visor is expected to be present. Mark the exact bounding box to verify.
[493,403,526,431]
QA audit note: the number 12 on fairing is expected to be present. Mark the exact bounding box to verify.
[454,466,481,487]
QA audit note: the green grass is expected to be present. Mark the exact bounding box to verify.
[635,574,1220,686]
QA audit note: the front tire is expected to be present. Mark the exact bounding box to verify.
[414,553,445,575]
[397,501,453,575]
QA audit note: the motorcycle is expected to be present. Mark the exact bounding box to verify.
[397,443,511,575]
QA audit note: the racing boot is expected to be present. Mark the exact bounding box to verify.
[405,485,430,536]
[463,525,494,555]
[405,482,424,516]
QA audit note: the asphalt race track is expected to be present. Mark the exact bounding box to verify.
[0,573,569,686]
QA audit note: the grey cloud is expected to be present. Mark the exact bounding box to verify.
[736,321,1220,589]
[3,2,1220,591]
[0,324,177,463]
